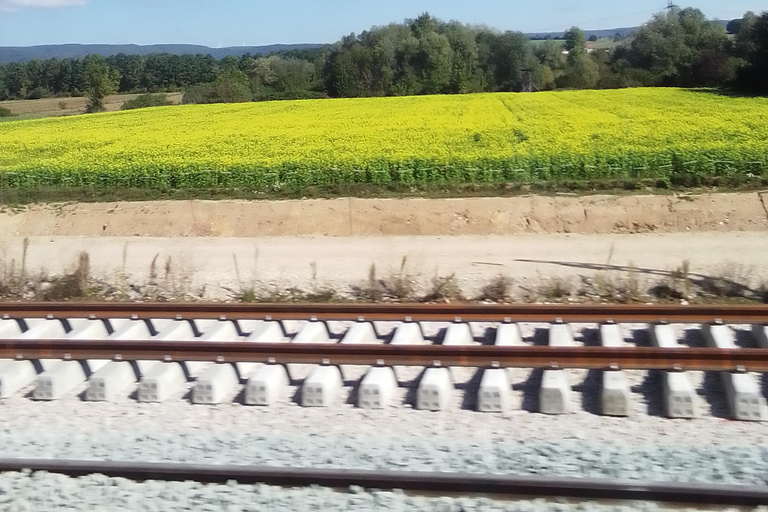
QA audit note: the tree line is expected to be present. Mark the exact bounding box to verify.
[0,7,766,110]
[0,49,324,105]
[322,9,768,95]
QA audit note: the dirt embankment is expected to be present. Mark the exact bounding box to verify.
[1,192,766,237]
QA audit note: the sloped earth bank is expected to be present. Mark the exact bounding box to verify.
[1,192,767,237]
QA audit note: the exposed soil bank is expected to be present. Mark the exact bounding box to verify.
[1,192,766,237]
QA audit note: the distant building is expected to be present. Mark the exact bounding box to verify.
[561,44,596,56]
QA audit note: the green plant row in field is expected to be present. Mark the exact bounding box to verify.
[0,156,763,190]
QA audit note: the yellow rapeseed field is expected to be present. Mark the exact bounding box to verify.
[0,88,766,190]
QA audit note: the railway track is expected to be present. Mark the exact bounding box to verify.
[1,303,767,509]
[4,302,768,323]
[0,301,766,419]
[2,340,768,371]
[1,459,766,507]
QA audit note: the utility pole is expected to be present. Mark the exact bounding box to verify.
[665,1,677,11]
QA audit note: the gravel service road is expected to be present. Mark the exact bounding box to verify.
[1,232,765,300]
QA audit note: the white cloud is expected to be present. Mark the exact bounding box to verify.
[0,0,86,12]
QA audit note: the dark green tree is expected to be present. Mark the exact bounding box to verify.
[42,58,62,93]
[484,31,532,91]
[534,38,565,69]
[392,31,420,95]
[734,11,768,93]
[214,68,252,102]
[564,27,587,63]
[416,31,452,93]
[325,47,356,97]
[219,55,240,71]
[248,56,317,99]
[4,63,29,99]
[25,59,44,91]
[409,13,439,39]
[0,66,7,100]
[624,7,732,86]
[69,58,87,96]
[83,55,120,112]
[727,19,743,35]
[53,58,73,95]
[109,54,145,92]
[558,53,599,89]
[444,21,481,93]
[532,64,556,90]
[733,11,759,60]
[191,55,218,84]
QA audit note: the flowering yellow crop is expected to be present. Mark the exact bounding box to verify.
[0,88,766,190]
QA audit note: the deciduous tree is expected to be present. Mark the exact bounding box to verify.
[83,55,120,112]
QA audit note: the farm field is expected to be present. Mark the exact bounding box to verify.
[0,88,766,194]
[0,92,183,121]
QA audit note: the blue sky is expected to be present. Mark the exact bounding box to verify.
[0,0,764,47]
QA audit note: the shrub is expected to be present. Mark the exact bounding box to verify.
[183,70,253,104]
[121,93,171,110]
[25,87,50,100]
[0,106,14,117]
[182,83,219,104]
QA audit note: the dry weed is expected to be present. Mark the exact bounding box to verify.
[697,263,754,299]
[37,251,93,301]
[539,276,572,301]
[423,273,463,302]
[352,264,385,302]
[380,256,417,301]
[476,274,513,302]
[651,259,691,300]
[233,248,261,303]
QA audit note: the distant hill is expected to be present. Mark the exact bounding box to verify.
[525,26,639,40]
[0,43,325,64]
[525,19,731,40]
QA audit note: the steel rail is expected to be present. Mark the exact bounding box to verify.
[0,459,765,506]
[2,302,768,323]
[2,340,768,371]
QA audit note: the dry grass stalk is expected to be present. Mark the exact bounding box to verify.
[423,273,463,302]
[477,274,513,302]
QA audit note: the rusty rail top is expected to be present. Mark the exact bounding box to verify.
[2,302,768,323]
[0,459,766,506]
[2,340,768,371]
